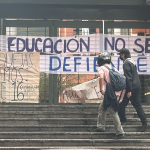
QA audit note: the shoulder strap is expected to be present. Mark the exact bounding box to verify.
[100,66,108,83]
[104,65,110,70]
[104,65,115,71]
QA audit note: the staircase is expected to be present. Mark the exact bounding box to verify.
[0,104,150,150]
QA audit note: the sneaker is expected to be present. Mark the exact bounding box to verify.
[94,127,105,132]
[115,134,125,139]
[121,122,127,125]
[138,124,148,132]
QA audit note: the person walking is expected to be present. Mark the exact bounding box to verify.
[95,52,125,139]
[118,48,148,132]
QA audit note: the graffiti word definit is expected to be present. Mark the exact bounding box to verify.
[49,56,98,72]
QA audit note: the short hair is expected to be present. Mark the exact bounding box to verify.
[119,48,131,59]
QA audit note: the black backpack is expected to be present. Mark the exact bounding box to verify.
[104,65,126,91]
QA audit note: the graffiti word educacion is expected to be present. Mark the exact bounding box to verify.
[8,37,90,54]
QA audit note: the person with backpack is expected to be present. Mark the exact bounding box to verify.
[118,48,148,132]
[95,52,125,139]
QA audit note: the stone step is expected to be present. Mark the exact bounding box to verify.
[0,118,149,125]
[0,105,149,112]
[0,139,150,147]
[0,111,149,118]
[0,132,149,139]
[0,125,148,132]
[0,146,150,150]
[0,105,149,149]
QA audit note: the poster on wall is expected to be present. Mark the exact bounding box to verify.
[2,34,150,55]
[40,54,149,74]
[62,77,103,104]
[0,52,40,103]
[0,33,150,103]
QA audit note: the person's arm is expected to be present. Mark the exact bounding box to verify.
[99,73,105,95]
[123,62,132,98]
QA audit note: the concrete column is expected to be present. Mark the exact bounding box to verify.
[49,22,54,105]
[53,21,58,105]
[2,19,6,35]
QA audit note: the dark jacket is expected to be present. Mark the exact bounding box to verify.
[123,58,141,92]
[103,82,118,112]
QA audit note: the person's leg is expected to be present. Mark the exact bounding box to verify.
[108,106,124,136]
[130,89,147,126]
[96,101,107,131]
[118,92,129,123]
